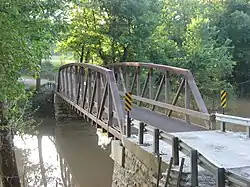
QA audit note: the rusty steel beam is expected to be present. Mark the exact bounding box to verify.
[167,78,185,117]
[152,74,165,111]
[106,62,209,116]
[139,71,150,106]
[97,82,108,119]
[130,67,137,93]
[58,62,125,139]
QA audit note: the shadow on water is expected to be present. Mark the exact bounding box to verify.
[14,117,114,187]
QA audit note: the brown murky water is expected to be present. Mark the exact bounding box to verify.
[15,118,114,187]
[54,119,114,187]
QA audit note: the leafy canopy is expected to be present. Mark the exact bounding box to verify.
[0,0,69,131]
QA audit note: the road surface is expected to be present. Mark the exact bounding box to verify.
[126,102,205,133]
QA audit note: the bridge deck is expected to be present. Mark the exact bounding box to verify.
[128,105,205,132]
[172,130,250,179]
[57,92,204,133]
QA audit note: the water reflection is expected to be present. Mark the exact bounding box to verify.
[14,135,62,186]
[14,118,113,187]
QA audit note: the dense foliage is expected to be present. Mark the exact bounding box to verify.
[0,0,69,131]
[59,0,250,96]
[0,1,69,185]
[1,0,250,185]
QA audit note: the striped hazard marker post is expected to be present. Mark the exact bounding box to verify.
[125,91,132,137]
[220,90,227,131]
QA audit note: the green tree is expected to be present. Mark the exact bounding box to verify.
[216,0,250,88]
[59,0,247,97]
[0,0,69,186]
[59,0,162,64]
[148,0,235,95]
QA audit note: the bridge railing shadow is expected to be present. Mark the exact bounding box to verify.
[106,62,213,129]
[56,63,125,138]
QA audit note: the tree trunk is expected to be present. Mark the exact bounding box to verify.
[36,60,42,91]
[85,49,91,63]
[1,130,21,187]
[121,46,128,62]
[0,103,21,187]
[80,45,85,63]
[37,134,47,187]
[111,39,115,64]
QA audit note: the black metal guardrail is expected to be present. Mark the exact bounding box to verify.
[131,120,250,187]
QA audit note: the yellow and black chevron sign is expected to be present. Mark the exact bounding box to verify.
[125,92,132,112]
[220,90,227,108]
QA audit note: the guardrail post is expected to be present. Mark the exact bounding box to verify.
[220,121,226,132]
[154,129,159,155]
[126,113,131,138]
[139,122,144,144]
[191,150,198,187]
[172,137,179,165]
[216,168,225,187]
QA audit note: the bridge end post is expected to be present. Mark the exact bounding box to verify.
[210,113,217,130]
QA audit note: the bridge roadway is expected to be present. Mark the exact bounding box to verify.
[121,101,205,132]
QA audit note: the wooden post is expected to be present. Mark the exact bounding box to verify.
[216,168,225,187]
[191,150,198,187]
[139,122,144,144]
[172,137,179,165]
[154,129,160,155]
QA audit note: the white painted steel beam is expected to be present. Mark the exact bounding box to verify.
[215,113,250,127]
